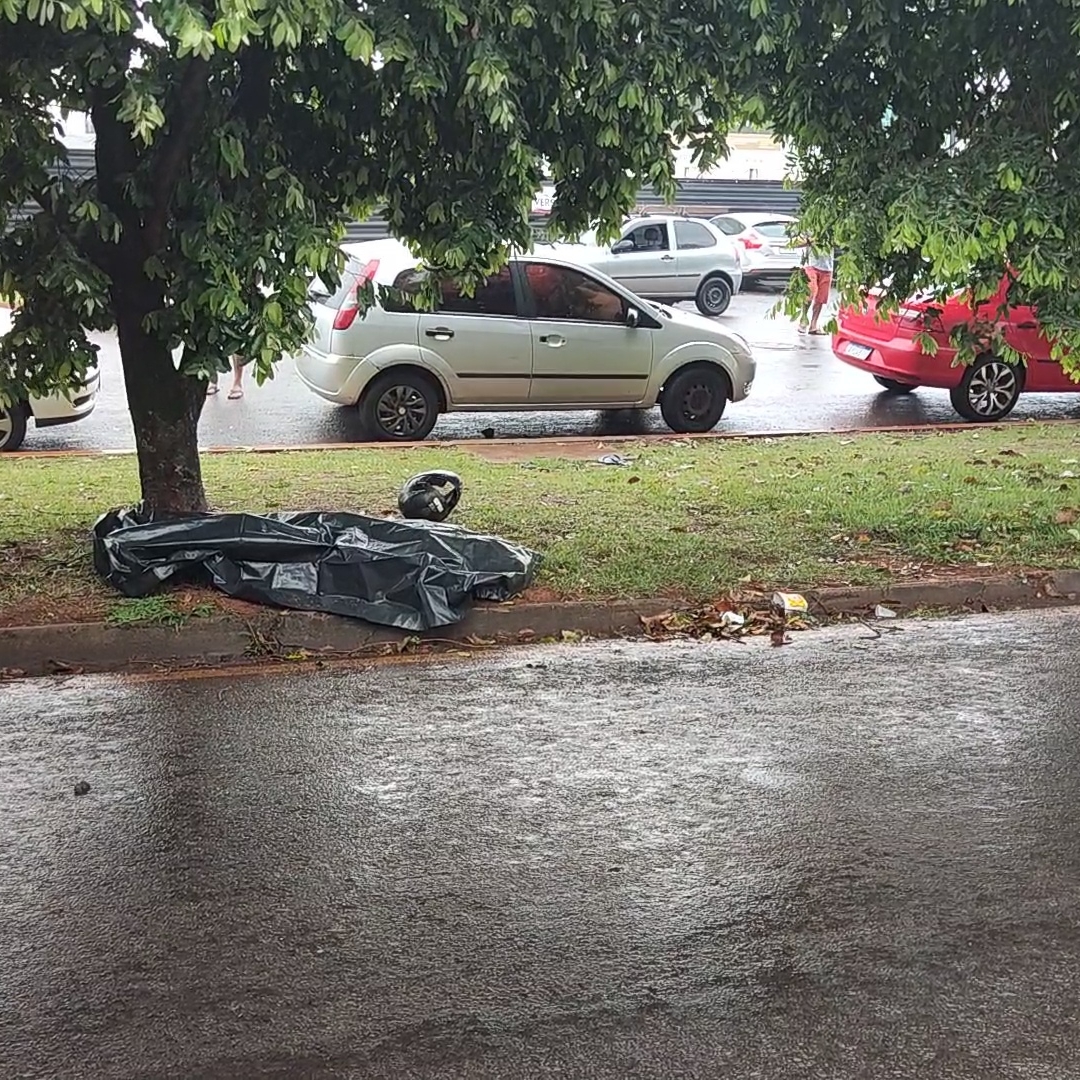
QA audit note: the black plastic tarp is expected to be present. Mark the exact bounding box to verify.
[93,508,541,631]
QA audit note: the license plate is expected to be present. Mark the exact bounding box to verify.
[842,341,873,361]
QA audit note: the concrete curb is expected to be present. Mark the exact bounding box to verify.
[2,571,1079,680]
[5,419,1076,461]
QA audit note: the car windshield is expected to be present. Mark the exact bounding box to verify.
[754,221,794,240]
[710,216,744,235]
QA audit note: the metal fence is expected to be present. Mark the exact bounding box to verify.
[30,148,801,242]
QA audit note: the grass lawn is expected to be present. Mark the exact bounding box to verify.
[1,425,1079,626]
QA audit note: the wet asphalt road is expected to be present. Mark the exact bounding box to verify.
[3,609,1080,1078]
[20,290,1080,452]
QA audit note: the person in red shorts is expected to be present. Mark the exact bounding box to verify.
[798,243,834,336]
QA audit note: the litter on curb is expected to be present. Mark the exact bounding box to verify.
[772,591,809,617]
[641,597,814,642]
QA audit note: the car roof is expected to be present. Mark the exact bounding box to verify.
[623,214,716,227]
[342,239,634,289]
[342,239,419,286]
[712,211,797,227]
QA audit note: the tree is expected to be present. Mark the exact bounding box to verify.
[744,0,1080,364]
[0,0,749,513]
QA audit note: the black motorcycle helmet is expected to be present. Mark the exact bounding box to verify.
[397,471,462,522]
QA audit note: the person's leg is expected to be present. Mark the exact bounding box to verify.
[227,354,244,399]
[207,369,220,395]
[808,272,832,333]
[799,268,816,331]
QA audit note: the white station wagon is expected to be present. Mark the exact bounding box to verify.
[298,240,757,441]
[0,307,100,451]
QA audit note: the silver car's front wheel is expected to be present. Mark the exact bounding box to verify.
[660,365,730,433]
[0,403,28,452]
[949,357,1022,422]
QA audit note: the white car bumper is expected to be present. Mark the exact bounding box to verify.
[29,367,100,427]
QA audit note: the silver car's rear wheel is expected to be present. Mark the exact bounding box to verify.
[0,403,28,452]
[695,275,733,317]
[949,356,1022,422]
[359,369,441,441]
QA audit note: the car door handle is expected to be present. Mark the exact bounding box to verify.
[660,254,675,261]
[425,327,454,340]
[1016,321,1037,329]
[538,334,565,347]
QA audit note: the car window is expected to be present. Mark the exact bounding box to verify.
[438,266,517,316]
[674,221,717,250]
[382,266,518,316]
[524,264,627,324]
[621,222,670,252]
[755,220,794,240]
[325,261,366,307]
[710,216,744,236]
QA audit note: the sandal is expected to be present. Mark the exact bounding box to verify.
[227,387,244,400]
[206,383,220,396]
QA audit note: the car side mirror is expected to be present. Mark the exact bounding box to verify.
[626,307,640,328]
[611,239,634,254]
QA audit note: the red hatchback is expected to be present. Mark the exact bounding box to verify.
[832,278,1078,421]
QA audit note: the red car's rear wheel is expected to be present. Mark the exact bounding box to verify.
[873,376,919,394]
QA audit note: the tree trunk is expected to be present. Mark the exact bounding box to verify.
[115,297,208,516]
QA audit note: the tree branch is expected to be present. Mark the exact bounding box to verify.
[233,44,275,128]
[145,57,210,251]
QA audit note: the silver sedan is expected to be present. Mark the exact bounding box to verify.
[554,215,745,317]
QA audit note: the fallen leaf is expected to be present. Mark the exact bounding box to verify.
[1054,508,1079,525]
